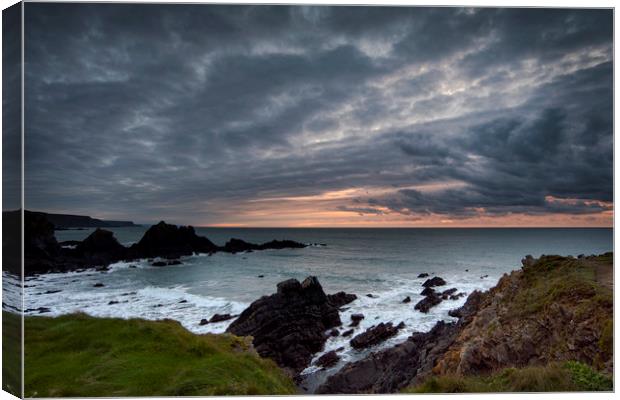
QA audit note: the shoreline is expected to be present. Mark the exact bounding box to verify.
[5,252,614,395]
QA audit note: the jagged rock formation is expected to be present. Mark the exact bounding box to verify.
[318,254,613,394]
[129,221,219,258]
[14,212,309,275]
[350,322,405,349]
[318,321,459,393]
[433,254,614,376]
[226,276,355,374]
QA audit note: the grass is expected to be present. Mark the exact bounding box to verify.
[22,313,296,397]
[2,311,22,397]
[505,255,612,339]
[406,362,613,393]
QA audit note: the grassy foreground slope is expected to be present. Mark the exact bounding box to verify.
[2,311,22,397]
[22,313,296,397]
[406,361,612,393]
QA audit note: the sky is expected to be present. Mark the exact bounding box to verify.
[18,4,613,227]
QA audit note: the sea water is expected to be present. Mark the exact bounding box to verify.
[9,227,613,389]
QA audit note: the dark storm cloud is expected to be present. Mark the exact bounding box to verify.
[22,4,613,224]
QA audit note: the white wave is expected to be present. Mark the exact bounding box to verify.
[24,279,248,334]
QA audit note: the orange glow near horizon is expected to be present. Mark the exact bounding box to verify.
[195,187,613,228]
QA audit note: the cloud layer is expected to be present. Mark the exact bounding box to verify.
[23,5,613,226]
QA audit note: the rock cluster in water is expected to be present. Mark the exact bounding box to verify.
[226,276,356,374]
[17,211,308,275]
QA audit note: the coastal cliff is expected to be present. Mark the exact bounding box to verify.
[318,253,613,393]
[13,253,613,395]
[8,211,308,275]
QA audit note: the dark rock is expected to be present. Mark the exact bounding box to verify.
[449,292,466,300]
[17,212,310,275]
[178,299,188,303]
[480,274,489,279]
[130,221,218,258]
[350,322,405,350]
[422,277,446,288]
[402,296,411,303]
[257,274,265,278]
[329,328,340,337]
[226,276,342,373]
[209,313,236,323]
[349,313,365,327]
[521,255,536,268]
[335,346,345,352]
[420,287,435,297]
[366,294,378,298]
[223,238,306,253]
[327,292,357,308]
[44,289,62,294]
[199,319,209,326]
[351,313,365,322]
[414,292,442,313]
[108,301,119,305]
[93,283,105,287]
[25,307,52,313]
[448,290,485,319]
[417,273,429,278]
[342,329,355,337]
[129,265,138,268]
[441,288,458,299]
[318,321,458,394]
[75,229,127,265]
[151,261,167,267]
[316,350,340,368]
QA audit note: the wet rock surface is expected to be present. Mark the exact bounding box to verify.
[318,321,458,394]
[318,254,613,394]
[414,291,442,313]
[315,350,341,369]
[422,276,446,288]
[226,276,343,374]
[209,313,237,323]
[17,212,310,275]
[349,322,405,350]
[327,292,357,308]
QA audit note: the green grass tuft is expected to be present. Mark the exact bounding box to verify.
[23,313,296,397]
[2,311,22,397]
[563,361,613,391]
[406,362,612,393]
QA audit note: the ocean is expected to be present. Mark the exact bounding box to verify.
[14,227,613,389]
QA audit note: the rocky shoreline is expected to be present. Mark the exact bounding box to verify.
[220,253,612,393]
[7,210,308,276]
[8,209,613,393]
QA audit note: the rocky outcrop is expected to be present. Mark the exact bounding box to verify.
[17,213,310,275]
[316,350,340,369]
[350,322,405,350]
[327,292,357,308]
[414,290,442,313]
[318,321,458,393]
[129,221,219,258]
[209,313,237,323]
[226,276,343,374]
[422,277,446,287]
[222,238,307,253]
[74,229,127,266]
[318,254,614,394]
[433,255,614,376]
